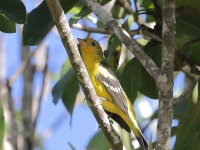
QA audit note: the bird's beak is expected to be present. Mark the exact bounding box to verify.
[77,38,86,46]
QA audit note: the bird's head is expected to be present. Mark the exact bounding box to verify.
[78,38,103,62]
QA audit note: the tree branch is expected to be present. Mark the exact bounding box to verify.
[156,0,175,149]
[116,0,134,14]
[70,23,112,34]
[70,23,139,36]
[82,0,161,82]
[0,35,18,150]
[31,47,49,144]
[8,45,43,86]
[45,0,123,149]
[173,89,189,107]
[173,66,200,107]
[21,45,35,150]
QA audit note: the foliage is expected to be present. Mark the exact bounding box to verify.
[0,0,26,33]
[87,131,110,150]
[1,0,200,149]
[52,59,79,116]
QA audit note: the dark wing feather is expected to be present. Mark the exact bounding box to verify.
[96,62,128,116]
[105,110,131,132]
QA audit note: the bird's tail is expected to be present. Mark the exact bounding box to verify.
[126,96,148,150]
[136,130,148,150]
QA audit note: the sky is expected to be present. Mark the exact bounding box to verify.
[1,0,186,150]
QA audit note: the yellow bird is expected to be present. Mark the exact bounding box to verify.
[78,38,148,150]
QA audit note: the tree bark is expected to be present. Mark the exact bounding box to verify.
[156,0,175,149]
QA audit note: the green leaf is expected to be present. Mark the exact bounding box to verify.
[0,0,26,24]
[120,129,132,150]
[176,16,200,37]
[112,0,131,19]
[174,96,200,150]
[69,6,90,24]
[62,70,79,115]
[122,15,134,30]
[171,126,178,137]
[148,134,153,150]
[69,0,112,24]
[176,0,200,8]
[23,0,79,45]
[60,59,72,77]
[173,97,187,119]
[0,13,15,33]
[87,131,110,150]
[52,59,79,115]
[68,1,84,15]
[141,0,154,9]
[0,100,5,150]
[138,42,162,99]
[96,19,106,28]
[139,66,157,99]
[175,1,200,37]
[188,42,200,65]
[120,58,140,103]
[176,39,200,74]
[106,36,122,70]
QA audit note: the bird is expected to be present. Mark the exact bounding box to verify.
[78,37,148,150]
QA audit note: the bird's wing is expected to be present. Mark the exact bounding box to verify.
[96,62,128,116]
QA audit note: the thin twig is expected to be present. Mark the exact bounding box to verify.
[172,66,199,106]
[134,0,144,25]
[70,23,112,34]
[181,66,199,82]
[179,66,199,105]
[133,0,139,24]
[8,44,43,86]
[116,0,134,14]
[117,0,143,25]
[173,89,190,107]
[130,29,140,35]
[45,0,123,149]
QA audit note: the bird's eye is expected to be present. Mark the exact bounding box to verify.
[91,42,96,46]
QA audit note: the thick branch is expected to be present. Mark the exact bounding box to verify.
[21,46,35,150]
[45,0,123,149]
[156,0,175,149]
[82,0,161,82]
